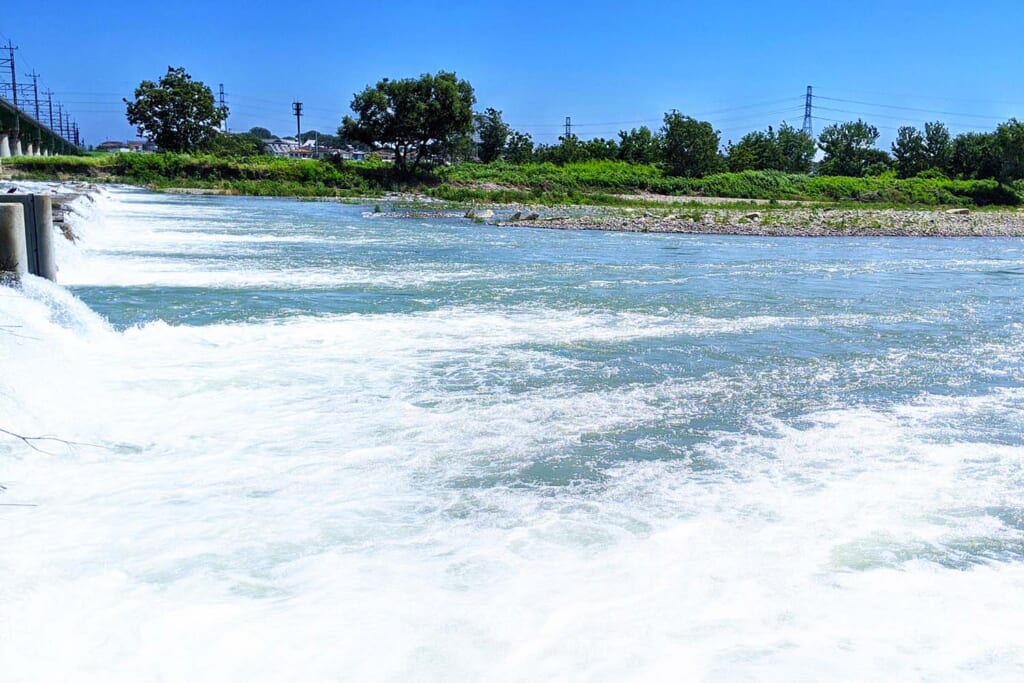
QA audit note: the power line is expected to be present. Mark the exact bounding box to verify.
[813,105,996,131]
[815,95,1008,121]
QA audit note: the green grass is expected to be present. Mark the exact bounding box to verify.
[7,154,1022,207]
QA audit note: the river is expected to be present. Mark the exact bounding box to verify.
[2,186,1023,681]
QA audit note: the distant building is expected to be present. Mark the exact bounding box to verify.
[97,140,156,153]
[262,136,375,161]
[97,140,131,153]
[264,137,299,157]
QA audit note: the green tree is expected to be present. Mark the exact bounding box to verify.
[995,118,1024,181]
[581,137,619,161]
[660,112,724,177]
[440,133,478,164]
[775,122,816,173]
[817,119,885,177]
[248,126,273,139]
[950,132,1001,179]
[891,126,928,178]
[923,121,952,173]
[206,132,266,158]
[340,71,476,172]
[726,127,784,172]
[618,126,660,164]
[475,108,510,163]
[535,134,585,164]
[124,67,228,153]
[504,131,534,163]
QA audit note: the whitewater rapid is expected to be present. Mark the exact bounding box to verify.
[1,185,1023,681]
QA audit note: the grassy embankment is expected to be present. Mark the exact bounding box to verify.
[6,155,1023,208]
[434,161,1023,208]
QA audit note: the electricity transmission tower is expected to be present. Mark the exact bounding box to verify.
[219,83,227,131]
[802,85,814,138]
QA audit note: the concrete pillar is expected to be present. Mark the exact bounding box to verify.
[0,194,57,281]
[0,203,28,283]
[0,132,9,158]
[13,137,22,157]
[31,195,57,281]
[25,141,34,156]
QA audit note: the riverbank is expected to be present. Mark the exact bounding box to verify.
[495,206,1024,237]
[7,175,1024,239]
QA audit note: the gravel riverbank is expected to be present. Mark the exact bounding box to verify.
[500,207,1024,237]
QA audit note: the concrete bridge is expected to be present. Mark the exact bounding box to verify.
[0,95,80,157]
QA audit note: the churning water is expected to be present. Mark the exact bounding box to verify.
[2,186,1023,681]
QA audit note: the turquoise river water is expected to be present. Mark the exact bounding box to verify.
[1,185,1023,681]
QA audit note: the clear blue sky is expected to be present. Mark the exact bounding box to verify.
[3,1,1023,148]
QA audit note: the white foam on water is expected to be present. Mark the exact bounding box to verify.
[1,187,1023,681]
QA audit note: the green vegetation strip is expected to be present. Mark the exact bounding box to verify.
[6,155,1022,207]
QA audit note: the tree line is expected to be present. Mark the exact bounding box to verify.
[341,71,1024,184]
[124,67,1024,184]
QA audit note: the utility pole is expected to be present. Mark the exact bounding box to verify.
[2,40,19,149]
[564,116,571,138]
[73,122,79,147]
[2,41,17,109]
[292,100,303,143]
[25,70,40,120]
[57,103,64,139]
[802,85,814,139]
[219,83,227,132]
[44,89,54,129]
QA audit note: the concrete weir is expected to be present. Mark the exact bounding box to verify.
[0,194,58,283]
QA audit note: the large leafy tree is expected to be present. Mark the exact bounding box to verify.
[995,118,1024,182]
[581,137,619,161]
[891,126,928,178]
[475,108,510,163]
[950,132,1002,179]
[660,112,724,177]
[775,122,816,173]
[923,121,952,173]
[205,132,266,158]
[817,119,886,177]
[727,124,815,173]
[124,67,227,153]
[340,71,475,172]
[618,126,660,165]
[504,131,534,163]
[727,127,785,172]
